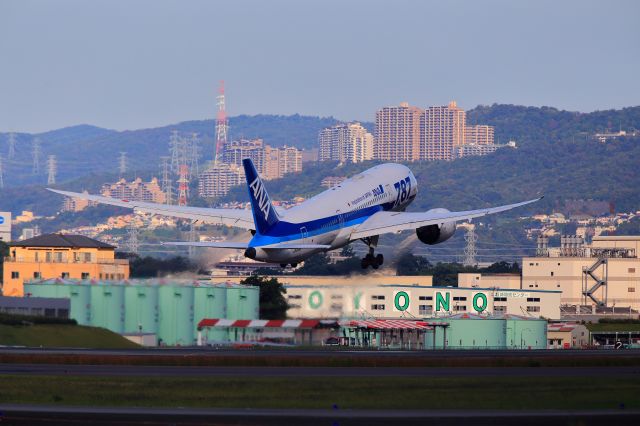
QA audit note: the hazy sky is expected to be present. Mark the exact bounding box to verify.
[1,0,638,132]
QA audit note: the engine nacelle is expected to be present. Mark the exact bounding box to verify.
[416,209,456,245]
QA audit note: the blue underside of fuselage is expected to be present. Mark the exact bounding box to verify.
[249,201,396,247]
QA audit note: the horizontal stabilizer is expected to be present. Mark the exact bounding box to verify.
[264,243,331,250]
[161,241,330,250]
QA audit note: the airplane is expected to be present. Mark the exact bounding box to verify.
[48,158,541,269]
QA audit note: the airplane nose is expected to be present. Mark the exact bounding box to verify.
[244,247,256,259]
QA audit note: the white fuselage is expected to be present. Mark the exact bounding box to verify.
[249,163,417,263]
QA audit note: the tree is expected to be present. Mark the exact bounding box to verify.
[240,275,289,320]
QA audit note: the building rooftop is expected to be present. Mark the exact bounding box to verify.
[11,233,115,249]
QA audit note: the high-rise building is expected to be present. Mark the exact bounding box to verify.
[264,145,302,180]
[422,101,466,161]
[222,139,266,173]
[318,122,373,163]
[465,124,494,146]
[374,103,423,162]
[101,178,166,204]
[197,163,244,198]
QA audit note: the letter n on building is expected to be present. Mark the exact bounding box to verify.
[435,292,450,313]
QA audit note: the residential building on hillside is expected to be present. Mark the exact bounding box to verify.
[264,145,302,180]
[222,139,266,173]
[465,124,494,145]
[61,191,96,213]
[422,101,466,161]
[321,176,346,189]
[374,102,422,162]
[455,143,501,158]
[198,163,244,198]
[3,234,129,297]
[101,178,166,204]
[318,122,373,163]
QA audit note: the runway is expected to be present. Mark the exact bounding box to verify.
[1,363,639,377]
[1,405,639,426]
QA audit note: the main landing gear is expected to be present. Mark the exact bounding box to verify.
[360,236,383,269]
[280,263,298,268]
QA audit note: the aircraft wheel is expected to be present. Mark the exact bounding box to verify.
[290,263,298,268]
[372,263,379,270]
[376,254,384,266]
[280,263,287,268]
[361,258,369,269]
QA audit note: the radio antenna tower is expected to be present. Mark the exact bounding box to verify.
[47,155,57,185]
[0,154,4,189]
[177,164,189,206]
[118,152,127,176]
[214,80,228,165]
[31,137,42,175]
[7,133,16,160]
[160,156,173,204]
[463,223,478,267]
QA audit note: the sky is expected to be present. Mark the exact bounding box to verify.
[1,0,639,133]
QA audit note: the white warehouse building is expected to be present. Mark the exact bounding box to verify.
[285,284,561,320]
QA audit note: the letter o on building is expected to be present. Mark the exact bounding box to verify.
[394,291,410,311]
[473,293,488,313]
[309,291,323,309]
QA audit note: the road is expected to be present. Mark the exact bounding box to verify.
[2,346,640,358]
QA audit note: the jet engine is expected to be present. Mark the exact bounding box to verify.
[416,209,456,245]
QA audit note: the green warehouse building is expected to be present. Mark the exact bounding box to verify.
[24,278,259,346]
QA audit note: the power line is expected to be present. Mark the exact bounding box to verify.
[118,152,127,176]
[160,156,173,204]
[7,133,16,160]
[463,225,477,266]
[46,155,57,185]
[31,137,42,175]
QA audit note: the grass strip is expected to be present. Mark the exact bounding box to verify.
[0,375,638,410]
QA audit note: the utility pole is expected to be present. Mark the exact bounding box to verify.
[31,137,42,175]
[0,154,4,189]
[463,223,478,267]
[118,152,127,176]
[47,155,57,185]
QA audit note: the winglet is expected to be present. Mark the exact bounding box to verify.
[242,158,280,234]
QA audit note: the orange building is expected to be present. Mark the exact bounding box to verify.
[2,234,129,297]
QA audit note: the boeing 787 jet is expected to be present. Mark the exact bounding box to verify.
[49,159,540,269]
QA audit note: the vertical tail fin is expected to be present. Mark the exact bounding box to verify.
[242,158,280,234]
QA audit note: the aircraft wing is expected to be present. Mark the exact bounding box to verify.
[47,188,255,230]
[350,197,542,240]
[162,241,331,249]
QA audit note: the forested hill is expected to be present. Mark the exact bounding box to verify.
[222,104,640,213]
[0,115,340,186]
[1,104,639,216]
